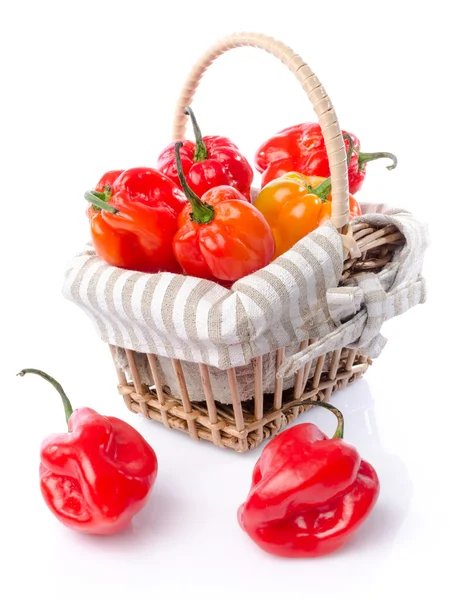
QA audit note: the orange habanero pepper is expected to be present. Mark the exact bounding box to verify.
[253,172,361,259]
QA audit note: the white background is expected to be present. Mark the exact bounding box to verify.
[1,1,448,599]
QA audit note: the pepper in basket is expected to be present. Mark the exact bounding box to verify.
[172,142,275,283]
[157,106,254,200]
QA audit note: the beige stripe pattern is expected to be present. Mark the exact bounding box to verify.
[63,203,428,372]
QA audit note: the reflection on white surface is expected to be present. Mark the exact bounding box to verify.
[73,378,414,562]
[328,380,414,556]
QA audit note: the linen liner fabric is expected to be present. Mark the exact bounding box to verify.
[63,202,428,404]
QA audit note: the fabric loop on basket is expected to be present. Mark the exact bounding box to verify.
[326,273,388,355]
[277,274,426,379]
[345,273,388,355]
[326,285,364,327]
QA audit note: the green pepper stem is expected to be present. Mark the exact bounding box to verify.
[85,190,119,214]
[287,399,344,439]
[310,179,332,202]
[174,142,215,224]
[358,150,397,171]
[184,106,208,162]
[17,369,74,427]
[343,133,355,166]
[309,133,354,201]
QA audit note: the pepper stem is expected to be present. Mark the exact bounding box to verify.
[358,150,397,171]
[17,369,74,427]
[174,142,215,224]
[85,190,119,214]
[184,106,208,162]
[310,179,332,202]
[310,134,354,201]
[287,399,344,439]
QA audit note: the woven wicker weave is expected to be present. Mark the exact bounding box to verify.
[107,33,406,452]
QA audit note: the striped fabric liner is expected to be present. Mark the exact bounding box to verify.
[63,203,428,371]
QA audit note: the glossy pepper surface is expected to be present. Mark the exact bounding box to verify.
[172,142,274,283]
[86,167,186,273]
[253,171,361,258]
[255,122,397,192]
[238,400,379,558]
[18,369,158,535]
[157,106,253,200]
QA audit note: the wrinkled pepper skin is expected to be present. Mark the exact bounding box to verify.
[87,167,187,274]
[172,143,274,283]
[40,408,158,535]
[18,369,158,536]
[238,421,379,558]
[255,122,397,192]
[157,107,253,200]
[253,172,361,258]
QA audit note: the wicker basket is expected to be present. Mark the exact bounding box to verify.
[67,33,423,453]
[109,217,401,453]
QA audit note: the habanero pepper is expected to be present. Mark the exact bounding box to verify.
[255,122,397,192]
[17,369,158,535]
[157,106,254,200]
[238,400,380,558]
[85,167,187,274]
[253,171,362,259]
[172,142,274,283]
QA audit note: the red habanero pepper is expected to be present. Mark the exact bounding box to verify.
[85,167,187,274]
[157,106,254,200]
[172,142,274,283]
[18,369,158,535]
[255,122,397,192]
[238,400,379,558]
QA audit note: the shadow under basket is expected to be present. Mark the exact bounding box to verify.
[110,345,371,453]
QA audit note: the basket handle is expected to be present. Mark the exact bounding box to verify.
[172,32,350,231]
